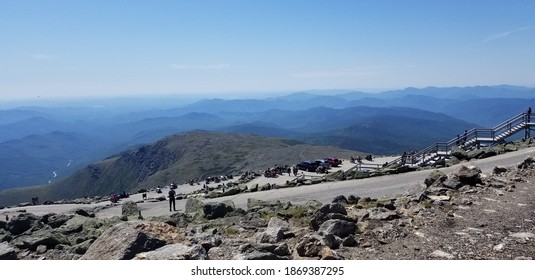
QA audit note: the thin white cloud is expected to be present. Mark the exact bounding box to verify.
[170,63,230,70]
[30,54,57,61]
[483,27,532,43]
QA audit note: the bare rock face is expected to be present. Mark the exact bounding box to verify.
[0,242,17,260]
[80,221,188,260]
[134,244,207,260]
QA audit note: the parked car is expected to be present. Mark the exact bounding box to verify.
[296,161,320,172]
[314,159,331,169]
[324,157,342,167]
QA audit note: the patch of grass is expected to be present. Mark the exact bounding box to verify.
[422,200,432,209]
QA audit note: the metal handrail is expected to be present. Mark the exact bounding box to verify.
[383,110,533,169]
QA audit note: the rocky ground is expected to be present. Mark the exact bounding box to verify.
[1,153,534,260]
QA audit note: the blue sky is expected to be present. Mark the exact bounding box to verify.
[1,0,534,100]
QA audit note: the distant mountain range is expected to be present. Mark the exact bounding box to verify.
[0,85,533,192]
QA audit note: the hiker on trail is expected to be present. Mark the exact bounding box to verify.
[293,165,298,176]
[528,107,532,122]
[462,130,468,146]
[456,134,461,146]
[168,188,176,212]
[401,152,407,165]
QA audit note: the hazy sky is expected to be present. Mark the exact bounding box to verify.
[1,0,535,100]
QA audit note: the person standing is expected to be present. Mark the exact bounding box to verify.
[168,188,176,212]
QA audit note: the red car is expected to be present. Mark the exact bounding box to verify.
[324,157,342,167]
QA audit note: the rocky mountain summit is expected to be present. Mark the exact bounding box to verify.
[1,155,534,260]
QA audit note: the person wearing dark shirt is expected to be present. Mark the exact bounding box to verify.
[168,188,176,212]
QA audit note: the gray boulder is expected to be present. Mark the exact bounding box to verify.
[267,217,290,231]
[185,198,204,214]
[42,213,73,229]
[11,228,70,251]
[121,201,140,217]
[73,208,95,218]
[0,242,17,260]
[425,170,447,187]
[518,156,535,169]
[254,227,285,244]
[317,219,357,238]
[6,213,43,235]
[234,243,290,260]
[81,221,188,260]
[203,203,234,220]
[295,234,323,258]
[455,165,482,186]
[347,195,360,204]
[310,203,355,230]
[367,207,401,221]
[134,244,207,260]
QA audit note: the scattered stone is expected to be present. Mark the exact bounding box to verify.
[430,250,454,259]
[203,203,234,220]
[493,243,505,252]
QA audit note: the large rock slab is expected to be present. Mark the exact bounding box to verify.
[42,213,73,229]
[0,242,17,260]
[11,228,70,251]
[80,221,188,260]
[134,244,207,260]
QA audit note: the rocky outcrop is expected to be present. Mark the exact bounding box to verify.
[5,213,43,235]
[81,221,188,260]
[4,153,535,260]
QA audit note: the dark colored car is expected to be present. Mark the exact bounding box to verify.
[314,159,331,169]
[296,161,320,172]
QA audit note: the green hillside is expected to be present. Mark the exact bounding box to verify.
[0,131,363,206]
